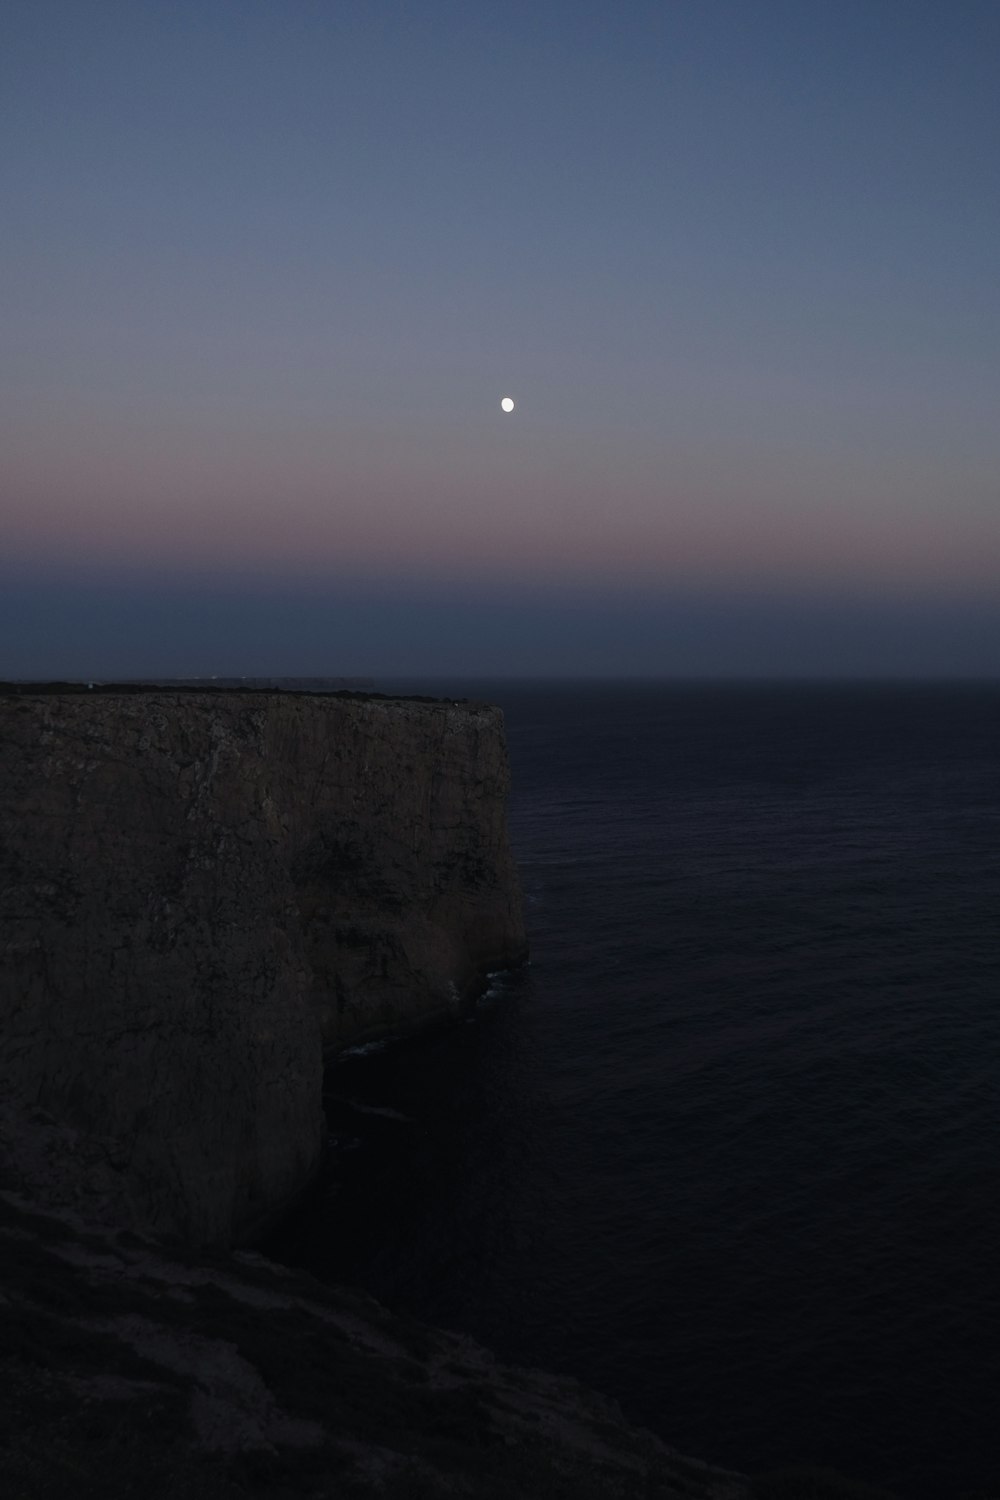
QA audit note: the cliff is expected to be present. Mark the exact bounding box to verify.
[0,1187,753,1500]
[0,686,898,1498]
[0,686,526,1248]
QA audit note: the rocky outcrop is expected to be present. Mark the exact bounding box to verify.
[0,687,526,1248]
[0,688,902,1499]
[0,1187,753,1500]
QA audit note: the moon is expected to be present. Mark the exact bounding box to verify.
[500,396,515,413]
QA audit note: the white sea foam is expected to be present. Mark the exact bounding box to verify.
[331,1096,413,1123]
[338,1039,388,1058]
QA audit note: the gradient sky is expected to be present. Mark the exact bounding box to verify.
[3,0,999,676]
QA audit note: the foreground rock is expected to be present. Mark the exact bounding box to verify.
[0,687,526,1247]
[0,1188,751,1500]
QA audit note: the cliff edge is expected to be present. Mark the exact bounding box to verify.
[0,1188,752,1500]
[0,687,527,1248]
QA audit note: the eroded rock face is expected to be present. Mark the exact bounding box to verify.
[0,689,526,1247]
[0,1189,753,1500]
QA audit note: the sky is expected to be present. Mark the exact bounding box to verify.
[3,0,999,677]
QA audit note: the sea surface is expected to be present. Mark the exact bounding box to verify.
[265,680,1000,1498]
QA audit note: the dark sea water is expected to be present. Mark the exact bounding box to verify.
[265,680,1000,1498]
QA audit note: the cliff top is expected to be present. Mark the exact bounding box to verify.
[0,681,480,707]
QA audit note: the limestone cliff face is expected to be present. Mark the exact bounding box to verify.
[0,688,526,1248]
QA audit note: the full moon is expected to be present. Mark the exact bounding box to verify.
[500,396,515,413]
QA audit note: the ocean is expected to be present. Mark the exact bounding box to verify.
[264,680,1000,1498]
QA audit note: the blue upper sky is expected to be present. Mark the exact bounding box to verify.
[3,0,998,675]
